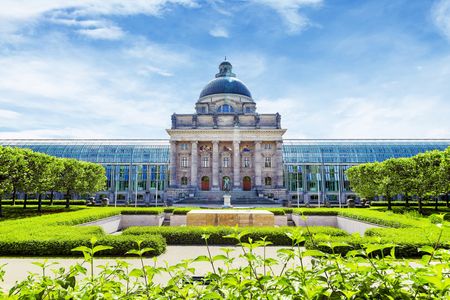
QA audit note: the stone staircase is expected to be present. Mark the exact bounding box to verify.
[175,190,279,206]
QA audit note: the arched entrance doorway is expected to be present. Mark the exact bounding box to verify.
[243,176,251,191]
[201,176,210,191]
[222,176,231,191]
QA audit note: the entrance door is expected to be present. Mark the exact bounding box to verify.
[243,176,251,191]
[201,176,210,191]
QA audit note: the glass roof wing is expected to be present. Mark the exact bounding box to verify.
[0,140,170,164]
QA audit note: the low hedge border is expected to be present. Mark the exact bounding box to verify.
[122,226,348,246]
[1,200,87,206]
[172,207,291,216]
[0,207,166,257]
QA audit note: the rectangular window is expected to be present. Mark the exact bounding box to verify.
[202,156,210,168]
[264,157,272,168]
[180,143,188,150]
[264,143,272,150]
[223,157,230,168]
[181,156,189,168]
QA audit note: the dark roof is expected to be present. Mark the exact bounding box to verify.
[199,77,252,98]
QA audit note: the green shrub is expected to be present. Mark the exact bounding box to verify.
[1,199,86,206]
[122,226,348,246]
[0,207,168,257]
[120,208,164,215]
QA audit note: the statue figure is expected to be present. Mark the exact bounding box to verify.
[223,177,231,192]
[255,113,260,128]
[234,114,239,127]
[276,113,281,129]
[192,114,198,128]
[213,113,218,128]
[171,113,177,129]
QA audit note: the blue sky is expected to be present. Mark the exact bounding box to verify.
[0,0,450,139]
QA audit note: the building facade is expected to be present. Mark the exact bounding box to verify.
[166,61,286,202]
[1,61,450,205]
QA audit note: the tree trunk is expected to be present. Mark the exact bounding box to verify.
[65,190,70,209]
[446,193,449,208]
[435,194,439,211]
[418,197,423,214]
[23,193,28,209]
[404,193,409,208]
[50,190,54,206]
[0,195,3,218]
[38,193,42,213]
[387,193,392,211]
[12,186,16,206]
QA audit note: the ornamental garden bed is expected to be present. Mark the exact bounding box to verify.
[0,207,448,258]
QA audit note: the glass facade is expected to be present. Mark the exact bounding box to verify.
[1,139,449,203]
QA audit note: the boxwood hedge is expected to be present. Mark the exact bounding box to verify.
[0,207,166,257]
[122,225,348,246]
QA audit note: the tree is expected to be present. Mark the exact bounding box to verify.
[56,159,83,209]
[0,147,15,218]
[46,157,64,206]
[346,162,380,201]
[378,158,415,211]
[8,148,29,206]
[441,147,450,207]
[411,150,444,213]
[79,162,106,197]
[26,152,53,212]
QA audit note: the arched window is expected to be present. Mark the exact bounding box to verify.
[265,177,272,186]
[181,176,188,186]
[217,104,234,113]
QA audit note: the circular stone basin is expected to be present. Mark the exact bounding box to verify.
[186,210,274,227]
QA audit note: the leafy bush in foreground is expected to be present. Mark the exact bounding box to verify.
[3,222,450,299]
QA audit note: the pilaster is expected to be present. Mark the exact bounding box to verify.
[191,141,198,188]
[233,140,241,189]
[169,141,177,187]
[212,141,219,190]
[254,141,262,188]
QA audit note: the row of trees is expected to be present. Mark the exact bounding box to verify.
[346,147,450,211]
[0,146,106,216]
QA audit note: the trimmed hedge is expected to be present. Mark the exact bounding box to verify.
[0,207,166,257]
[292,208,450,257]
[0,234,166,257]
[122,226,348,246]
[1,200,87,206]
[120,208,164,215]
[171,207,291,216]
[370,201,449,207]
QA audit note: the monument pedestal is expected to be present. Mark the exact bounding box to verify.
[223,194,232,208]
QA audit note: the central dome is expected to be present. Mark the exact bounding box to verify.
[199,61,252,98]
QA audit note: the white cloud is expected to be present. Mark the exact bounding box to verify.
[0,0,198,41]
[253,0,322,33]
[209,26,229,38]
[432,0,450,41]
[0,109,20,120]
[78,25,124,40]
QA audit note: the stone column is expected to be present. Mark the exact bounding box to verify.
[233,140,240,189]
[169,141,177,187]
[276,141,284,187]
[212,141,219,190]
[254,141,262,188]
[191,141,198,188]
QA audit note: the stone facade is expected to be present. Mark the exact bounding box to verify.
[166,61,287,201]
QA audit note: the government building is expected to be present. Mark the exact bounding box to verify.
[1,61,450,206]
